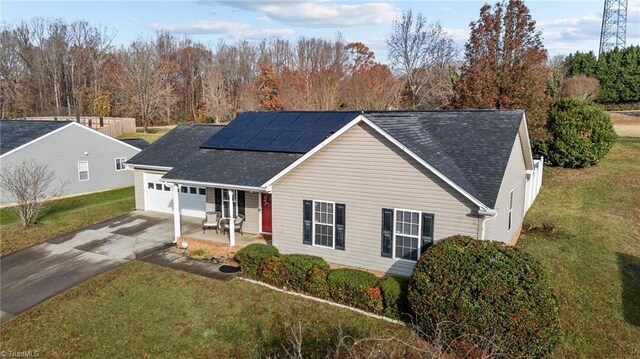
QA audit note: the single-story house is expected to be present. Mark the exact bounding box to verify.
[0,120,142,205]
[126,111,543,277]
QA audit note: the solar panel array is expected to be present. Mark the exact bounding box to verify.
[200,111,361,153]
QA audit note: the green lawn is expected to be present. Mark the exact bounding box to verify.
[0,187,134,256]
[518,137,640,358]
[118,125,176,144]
[0,261,420,358]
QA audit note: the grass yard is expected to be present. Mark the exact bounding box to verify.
[0,187,134,256]
[518,137,640,358]
[118,125,176,144]
[0,261,420,358]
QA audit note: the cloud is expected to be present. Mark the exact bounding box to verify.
[148,20,294,39]
[209,0,399,28]
[443,27,469,43]
[149,20,250,35]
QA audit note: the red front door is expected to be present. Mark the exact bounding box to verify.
[261,193,272,233]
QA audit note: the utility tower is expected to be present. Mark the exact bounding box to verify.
[599,0,628,55]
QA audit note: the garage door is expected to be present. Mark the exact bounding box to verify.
[143,172,206,218]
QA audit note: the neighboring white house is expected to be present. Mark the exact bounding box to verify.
[127,111,544,277]
[0,120,142,205]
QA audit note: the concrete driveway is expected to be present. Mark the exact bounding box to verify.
[0,212,199,323]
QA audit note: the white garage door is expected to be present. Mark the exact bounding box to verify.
[143,172,206,218]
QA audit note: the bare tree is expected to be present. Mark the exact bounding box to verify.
[548,54,567,100]
[387,10,458,109]
[0,159,66,227]
[561,75,600,101]
[112,39,178,131]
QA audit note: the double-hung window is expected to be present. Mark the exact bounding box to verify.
[508,190,514,231]
[313,200,335,248]
[394,209,421,261]
[78,161,89,181]
[381,208,434,261]
[115,157,126,171]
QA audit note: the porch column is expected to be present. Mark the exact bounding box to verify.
[172,184,181,243]
[228,189,236,247]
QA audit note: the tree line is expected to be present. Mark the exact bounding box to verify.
[5,0,629,150]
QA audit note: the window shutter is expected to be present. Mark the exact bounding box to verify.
[335,203,346,250]
[381,208,393,258]
[237,191,245,216]
[303,200,312,245]
[421,213,434,254]
[214,188,222,212]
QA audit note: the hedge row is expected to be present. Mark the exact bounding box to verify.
[234,244,410,319]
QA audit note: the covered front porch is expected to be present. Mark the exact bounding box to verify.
[167,181,273,248]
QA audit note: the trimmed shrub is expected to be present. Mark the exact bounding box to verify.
[304,266,330,299]
[281,254,329,292]
[540,98,617,167]
[328,268,384,314]
[259,256,285,287]
[257,254,329,294]
[234,244,280,279]
[379,276,410,320]
[409,235,560,357]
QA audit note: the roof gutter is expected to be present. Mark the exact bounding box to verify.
[161,177,268,193]
[125,164,173,171]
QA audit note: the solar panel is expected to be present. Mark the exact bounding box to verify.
[200,111,360,153]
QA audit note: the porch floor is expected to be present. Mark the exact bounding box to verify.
[185,229,271,247]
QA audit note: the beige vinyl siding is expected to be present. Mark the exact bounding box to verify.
[134,169,145,210]
[272,123,479,277]
[205,188,260,234]
[485,133,527,243]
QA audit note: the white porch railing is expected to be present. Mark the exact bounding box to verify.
[525,157,544,212]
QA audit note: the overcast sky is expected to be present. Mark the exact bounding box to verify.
[2,0,639,61]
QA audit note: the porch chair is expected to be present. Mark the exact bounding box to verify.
[202,211,222,234]
[223,214,245,235]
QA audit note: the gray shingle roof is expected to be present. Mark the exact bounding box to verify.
[0,120,71,155]
[126,124,223,168]
[120,138,150,150]
[162,149,302,187]
[364,110,525,208]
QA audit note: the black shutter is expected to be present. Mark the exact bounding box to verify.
[421,213,434,254]
[237,191,245,216]
[214,188,222,212]
[381,208,393,258]
[303,200,312,245]
[335,203,346,250]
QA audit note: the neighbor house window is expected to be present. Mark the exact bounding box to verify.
[313,200,335,248]
[508,190,514,231]
[115,157,126,171]
[222,190,238,218]
[394,209,421,261]
[78,161,89,181]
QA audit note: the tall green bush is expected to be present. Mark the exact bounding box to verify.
[408,235,560,357]
[234,244,280,279]
[540,98,617,168]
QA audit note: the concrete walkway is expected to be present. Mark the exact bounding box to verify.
[141,250,240,281]
[0,212,200,323]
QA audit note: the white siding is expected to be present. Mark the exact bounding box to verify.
[272,123,479,277]
[485,133,527,243]
[1,124,139,204]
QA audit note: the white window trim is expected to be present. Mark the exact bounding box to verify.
[115,157,127,171]
[508,189,514,231]
[78,161,89,182]
[392,208,422,262]
[312,199,336,249]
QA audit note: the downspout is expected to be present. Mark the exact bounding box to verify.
[477,208,498,240]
